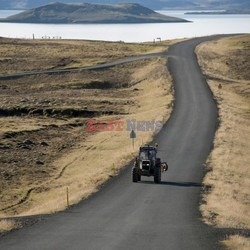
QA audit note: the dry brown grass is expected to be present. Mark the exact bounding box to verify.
[223,235,250,250]
[196,35,250,248]
[200,82,250,228]
[0,37,166,74]
[22,58,173,216]
[0,220,18,233]
[0,36,176,219]
[0,43,173,217]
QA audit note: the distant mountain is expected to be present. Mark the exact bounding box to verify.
[0,0,173,10]
[1,0,249,11]
[0,2,188,23]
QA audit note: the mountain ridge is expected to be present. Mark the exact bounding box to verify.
[1,0,249,11]
[0,2,188,23]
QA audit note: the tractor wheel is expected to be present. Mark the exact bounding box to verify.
[154,167,161,184]
[132,168,139,183]
[138,174,141,181]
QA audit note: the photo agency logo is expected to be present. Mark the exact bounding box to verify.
[86,119,163,132]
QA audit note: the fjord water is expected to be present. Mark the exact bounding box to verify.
[0,10,249,42]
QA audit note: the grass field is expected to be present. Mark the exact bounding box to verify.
[196,34,250,248]
[0,37,167,74]
[0,38,174,226]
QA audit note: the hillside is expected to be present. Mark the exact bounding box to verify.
[0,2,188,23]
[0,0,249,12]
[0,37,174,219]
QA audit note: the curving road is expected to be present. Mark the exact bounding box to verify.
[0,52,165,80]
[0,35,233,249]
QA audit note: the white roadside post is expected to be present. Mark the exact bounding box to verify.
[130,130,136,150]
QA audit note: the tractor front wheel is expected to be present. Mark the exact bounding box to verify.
[132,168,140,182]
[154,167,161,184]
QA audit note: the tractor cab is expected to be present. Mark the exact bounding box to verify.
[139,146,157,161]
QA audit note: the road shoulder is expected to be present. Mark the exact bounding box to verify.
[196,34,250,248]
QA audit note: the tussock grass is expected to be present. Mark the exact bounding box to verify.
[196,35,250,248]
[200,82,250,228]
[0,220,17,232]
[223,235,250,250]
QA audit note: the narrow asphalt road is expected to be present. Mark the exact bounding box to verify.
[0,52,165,80]
[0,35,232,250]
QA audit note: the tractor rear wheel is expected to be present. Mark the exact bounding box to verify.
[154,167,161,184]
[132,168,139,182]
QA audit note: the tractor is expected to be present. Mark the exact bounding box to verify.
[132,145,168,183]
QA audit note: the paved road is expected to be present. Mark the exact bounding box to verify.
[0,52,165,80]
[0,35,231,250]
